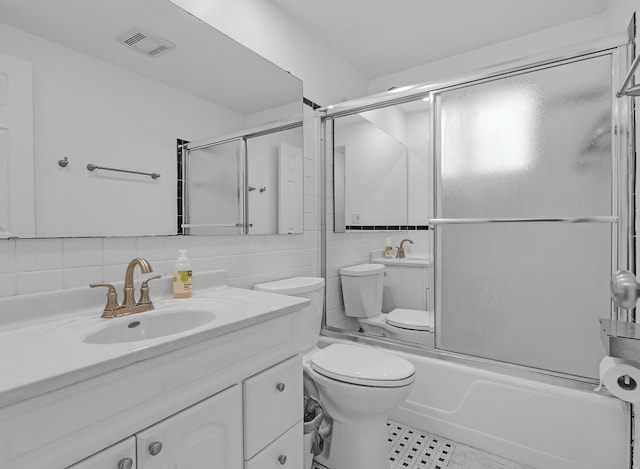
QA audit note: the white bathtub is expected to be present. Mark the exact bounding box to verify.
[320,338,629,469]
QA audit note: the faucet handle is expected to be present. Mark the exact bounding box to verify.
[139,275,161,305]
[90,283,120,313]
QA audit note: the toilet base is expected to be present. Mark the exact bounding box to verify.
[315,416,389,469]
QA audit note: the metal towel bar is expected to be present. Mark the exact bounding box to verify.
[87,163,160,179]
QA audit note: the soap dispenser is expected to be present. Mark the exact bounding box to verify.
[384,238,393,259]
[173,249,193,298]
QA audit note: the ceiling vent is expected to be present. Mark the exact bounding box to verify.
[117,28,175,58]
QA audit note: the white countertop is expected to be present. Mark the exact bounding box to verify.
[371,256,430,267]
[0,271,308,408]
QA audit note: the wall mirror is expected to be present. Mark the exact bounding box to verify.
[332,101,430,233]
[182,121,304,236]
[0,0,303,238]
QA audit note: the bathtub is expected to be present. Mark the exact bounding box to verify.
[320,337,629,469]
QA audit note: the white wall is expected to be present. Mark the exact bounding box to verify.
[369,13,613,94]
[337,117,408,227]
[170,0,369,106]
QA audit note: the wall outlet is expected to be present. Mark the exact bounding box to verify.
[351,213,361,224]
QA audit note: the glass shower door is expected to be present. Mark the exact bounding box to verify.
[433,53,616,379]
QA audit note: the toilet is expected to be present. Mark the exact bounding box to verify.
[340,263,430,343]
[253,277,415,469]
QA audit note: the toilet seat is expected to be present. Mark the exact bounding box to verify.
[310,344,415,387]
[386,308,430,331]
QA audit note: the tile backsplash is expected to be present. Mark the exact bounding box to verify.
[0,232,319,298]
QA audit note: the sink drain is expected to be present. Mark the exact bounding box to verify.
[128,321,141,329]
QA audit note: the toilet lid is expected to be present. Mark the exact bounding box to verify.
[310,344,415,387]
[386,309,430,331]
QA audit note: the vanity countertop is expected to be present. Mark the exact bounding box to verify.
[371,256,430,267]
[0,271,308,408]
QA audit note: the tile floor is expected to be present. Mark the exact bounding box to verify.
[313,420,535,469]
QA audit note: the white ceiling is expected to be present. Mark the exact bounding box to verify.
[268,0,610,79]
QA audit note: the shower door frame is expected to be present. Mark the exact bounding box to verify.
[318,32,635,389]
[429,47,631,381]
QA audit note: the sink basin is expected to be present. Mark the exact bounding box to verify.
[84,308,216,344]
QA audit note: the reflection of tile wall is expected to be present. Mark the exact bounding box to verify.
[0,107,321,298]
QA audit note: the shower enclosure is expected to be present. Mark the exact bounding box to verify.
[320,37,635,384]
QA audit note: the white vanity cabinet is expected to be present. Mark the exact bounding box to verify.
[68,386,242,469]
[67,437,136,469]
[0,301,304,469]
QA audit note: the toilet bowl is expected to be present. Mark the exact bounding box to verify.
[340,264,430,343]
[359,308,430,344]
[253,277,415,469]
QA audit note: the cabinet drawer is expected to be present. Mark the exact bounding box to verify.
[245,421,302,469]
[243,355,302,459]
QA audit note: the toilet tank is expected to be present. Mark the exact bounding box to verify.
[253,277,325,352]
[339,263,385,318]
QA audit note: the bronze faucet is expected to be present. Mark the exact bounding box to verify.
[396,238,414,259]
[90,257,160,318]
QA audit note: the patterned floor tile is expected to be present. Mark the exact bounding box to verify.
[312,420,534,469]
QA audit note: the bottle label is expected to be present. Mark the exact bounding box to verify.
[173,270,192,295]
[385,246,393,258]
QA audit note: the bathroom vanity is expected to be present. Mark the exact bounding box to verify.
[0,271,306,468]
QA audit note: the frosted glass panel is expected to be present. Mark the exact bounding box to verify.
[187,140,243,235]
[437,55,612,218]
[435,223,611,379]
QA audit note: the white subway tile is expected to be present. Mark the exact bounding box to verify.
[304,194,315,213]
[303,212,317,231]
[64,266,103,289]
[190,256,214,273]
[136,236,166,261]
[16,238,63,272]
[304,176,316,196]
[103,237,137,265]
[103,263,128,282]
[63,238,103,268]
[164,236,190,258]
[16,270,63,295]
[188,236,215,257]
[0,239,16,274]
[0,273,16,297]
[304,158,314,178]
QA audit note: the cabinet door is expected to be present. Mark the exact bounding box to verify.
[136,385,242,469]
[67,437,136,469]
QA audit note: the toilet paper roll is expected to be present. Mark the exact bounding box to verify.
[596,356,640,403]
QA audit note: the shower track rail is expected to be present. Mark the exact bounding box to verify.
[429,216,618,225]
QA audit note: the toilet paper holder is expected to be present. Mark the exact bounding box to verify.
[600,318,640,361]
[600,270,640,361]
